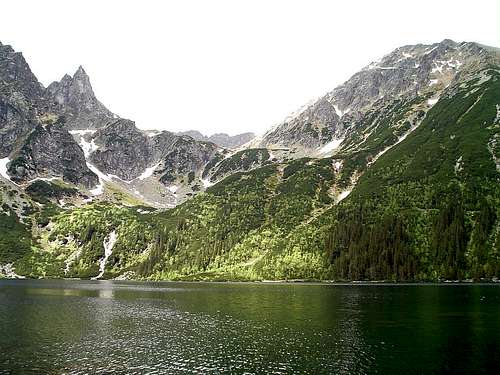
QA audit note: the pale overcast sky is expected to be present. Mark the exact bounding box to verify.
[1,0,498,135]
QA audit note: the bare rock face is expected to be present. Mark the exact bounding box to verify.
[90,119,154,181]
[46,66,114,130]
[7,119,98,187]
[0,43,43,158]
[0,42,44,105]
[87,119,219,183]
[256,40,496,151]
[157,136,219,184]
[0,92,38,158]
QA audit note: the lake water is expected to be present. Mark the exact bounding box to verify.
[0,280,499,374]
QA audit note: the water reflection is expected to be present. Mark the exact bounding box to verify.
[0,280,498,374]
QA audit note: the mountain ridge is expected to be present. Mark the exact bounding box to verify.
[0,39,498,282]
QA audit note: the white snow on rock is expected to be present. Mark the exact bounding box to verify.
[202,178,214,188]
[146,130,160,137]
[319,138,344,154]
[495,104,500,124]
[168,185,179,194]
[0,157,11,181]
[424,46,438,55]
[86,162,111,196]
[337,189,352,202]
[137,162,161,181]
[334,105,350,118]
[80,138,98,158]
[69,129,96,136]
[429,79,439,86]
[427,97,439,106]
[91,230,117,280]
[89,182,104,196]
[27,176,60,184]
[431,63,444,74]
[333,160,343,172]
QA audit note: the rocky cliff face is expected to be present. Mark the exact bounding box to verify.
[0,42,44,105]
[0,43,43,158]
[0,43,99,188]
[7,118,98,187]
[254,40,497,152]
[46,66,114,130]
[89,119,154,181]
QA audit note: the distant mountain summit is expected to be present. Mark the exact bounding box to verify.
[176,130,255,149]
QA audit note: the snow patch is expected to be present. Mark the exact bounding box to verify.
[137,162,161,181]
[168,185,179,194]
[0,157,11,181]
[202,178,214,188]
[27,176,60,184]
[86,162,111,183]
[495,104,500,124]
[86,161,111,196]
[337,189,352,202]
[319,138,344,154]
[431,63,444,74]
[89,182,104,196]
[424,46,438,55]
[69,129,96,136]
[91,231,117,280]
[146,130,160,137]
[369,112,428,165]
[79,138,98,158]
[427,97,439,106]
[429,79,439,86]
[334,105,350,118]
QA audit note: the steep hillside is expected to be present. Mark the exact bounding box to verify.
[1,39,498,281]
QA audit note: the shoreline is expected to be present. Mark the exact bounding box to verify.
[1,276,499,285]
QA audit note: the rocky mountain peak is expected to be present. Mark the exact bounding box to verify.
[0,41,44,103]
[255,39,496,151]
[45,66,114,130]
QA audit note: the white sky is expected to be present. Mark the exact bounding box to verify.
[1,0,498,135]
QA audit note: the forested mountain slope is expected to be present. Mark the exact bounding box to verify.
[1,40,498,281]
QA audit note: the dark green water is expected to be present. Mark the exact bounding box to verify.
[0,280,499,374]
